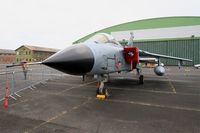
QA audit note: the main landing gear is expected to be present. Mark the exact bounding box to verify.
[96,74,109,100]
[136,66,144,84]
[139,75,144,84]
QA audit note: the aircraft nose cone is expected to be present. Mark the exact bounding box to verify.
[43,44,94,75]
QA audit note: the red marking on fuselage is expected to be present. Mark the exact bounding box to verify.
[124,47,139,70]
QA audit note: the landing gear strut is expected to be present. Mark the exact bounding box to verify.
[136,64,144,84]
[96,74,109,99]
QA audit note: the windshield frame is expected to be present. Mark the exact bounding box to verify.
[86,33,121,45]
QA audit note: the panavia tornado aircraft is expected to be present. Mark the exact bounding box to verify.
[8,33,192,98]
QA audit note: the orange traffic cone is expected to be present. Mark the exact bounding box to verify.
[4,75,9,109]
[4,96,8,108]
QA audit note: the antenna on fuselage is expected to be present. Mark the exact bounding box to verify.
[127,32,134,47]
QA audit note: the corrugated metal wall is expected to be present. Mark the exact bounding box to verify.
[134,38,200,65]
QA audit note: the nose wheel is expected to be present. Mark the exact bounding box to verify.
[96,85,109,95]
[96,87,109,100]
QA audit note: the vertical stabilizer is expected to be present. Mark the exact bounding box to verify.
[127,32,134,46]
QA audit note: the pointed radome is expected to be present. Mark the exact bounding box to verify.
[42,44,94,75]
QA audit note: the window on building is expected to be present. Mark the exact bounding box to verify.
[29,59,31,62]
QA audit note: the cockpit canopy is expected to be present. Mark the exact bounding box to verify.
[86,33,120,45]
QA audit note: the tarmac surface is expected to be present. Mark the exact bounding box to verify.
[0,67,199,133]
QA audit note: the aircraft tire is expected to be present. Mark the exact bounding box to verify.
[139,75,144,84]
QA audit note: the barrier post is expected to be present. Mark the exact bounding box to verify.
[10,71,17,100]
[11,71,15,95]
[42,64,44,81]
[30,69,32,82]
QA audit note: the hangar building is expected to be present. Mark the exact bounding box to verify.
[74,16,200,65]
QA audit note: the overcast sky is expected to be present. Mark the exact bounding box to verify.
[0,0,200,50]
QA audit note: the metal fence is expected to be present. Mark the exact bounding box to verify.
[0,64,65,102]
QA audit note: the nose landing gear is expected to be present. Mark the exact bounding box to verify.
[96,75,110,100]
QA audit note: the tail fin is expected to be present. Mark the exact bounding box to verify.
[127,32,134,46]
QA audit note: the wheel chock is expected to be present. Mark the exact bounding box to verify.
[96,94,106,100]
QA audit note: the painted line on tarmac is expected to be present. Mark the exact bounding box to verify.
[47,93,200,113]
[83,84,200,96]
[166,75,176,94]
[58,81,97,94]
[106,99,200,112]
[29,97,92,132]
[47,80,96,87]
[108,86,175,95]
[45,82,81,87]
[169,84,200,89]
[48,93,200,112]
[168,80,177,94]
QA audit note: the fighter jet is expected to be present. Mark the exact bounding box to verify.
[7,33,192,98]
[41,33,192,98]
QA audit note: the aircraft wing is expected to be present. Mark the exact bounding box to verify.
[139,50,192,62]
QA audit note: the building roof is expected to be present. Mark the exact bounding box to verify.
[112,25,200,41]
[0,49,16,54]
[16,45,60,53]
[74,16,200,43]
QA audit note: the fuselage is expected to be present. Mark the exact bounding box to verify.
[85,42,130,75]
[42,42,131,75]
